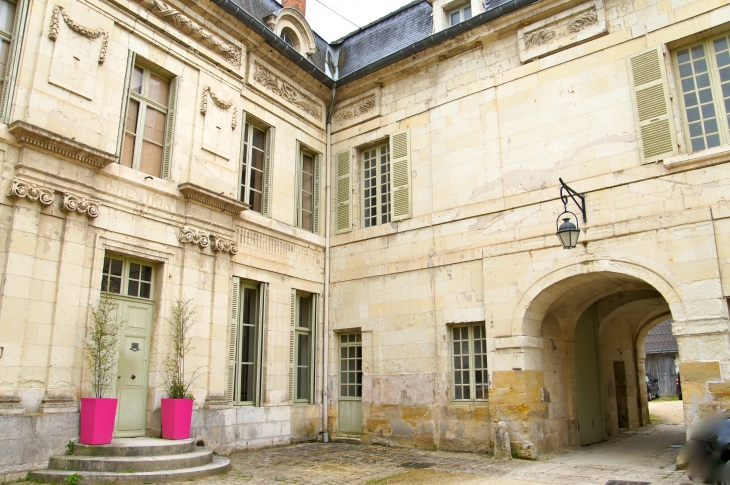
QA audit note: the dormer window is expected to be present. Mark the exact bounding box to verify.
[448,3,472,26]
[281,27,300,52]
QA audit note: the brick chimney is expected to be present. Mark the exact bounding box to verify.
[282,0,305,16]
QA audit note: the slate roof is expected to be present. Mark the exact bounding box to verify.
[645,319,679,354]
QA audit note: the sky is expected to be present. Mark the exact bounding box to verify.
[305,0,416,42]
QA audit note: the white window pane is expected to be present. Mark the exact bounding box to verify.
[450,11,460,25]
[464,6,472,20]
[0,0,15,35]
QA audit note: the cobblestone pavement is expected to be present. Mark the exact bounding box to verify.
[171,422,691,485]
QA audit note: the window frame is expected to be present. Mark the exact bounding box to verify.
[295,143,321,233]
[121,63,174,178]
[361,142,391,228]
[100,255,155,301]
[338,332,362,401]
[449,323,489,403]
[230,280,265,406]
[447,3,472,26]
[292,291,316,404]
[673,32,730,153]
[239,119,272,214]
[0,0,16,86]
[0,0,20,120]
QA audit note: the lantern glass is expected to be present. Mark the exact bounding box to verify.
[556,217,580,249]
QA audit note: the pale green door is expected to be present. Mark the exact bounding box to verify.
[338,333,362,435]
[575,304,607,445]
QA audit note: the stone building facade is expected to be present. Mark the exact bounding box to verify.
[2,0,730,477]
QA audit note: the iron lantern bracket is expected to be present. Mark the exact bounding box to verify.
[559,178,586,223]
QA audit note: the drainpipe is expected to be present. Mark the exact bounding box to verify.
[321,84,336,443]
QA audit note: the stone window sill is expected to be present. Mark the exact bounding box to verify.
[663,144,730,171]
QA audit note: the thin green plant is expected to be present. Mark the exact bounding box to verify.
[65,441,75,456]
[65,473,80,485]
[84,296,122,398]
[160,299,204,399]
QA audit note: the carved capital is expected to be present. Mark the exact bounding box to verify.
[179,227,210,248]
[200,86,237,130]
[210,235,238,255]
[48,5,108,64]
[6,179,55,206]
[60,192,100,218]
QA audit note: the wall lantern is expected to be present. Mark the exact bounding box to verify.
[556,178,586,249]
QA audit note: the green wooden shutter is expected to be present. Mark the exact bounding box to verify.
[390,129,412,221]
[0,0,30,122]
[262,127,275,217]
[335,149,352,234]
[289,289,296,404]
[161,76,179,180]
[116,51,136,159]
[628,46,677,163]
[257,282,268,407]
[227,278,240,402]
[294,140,302,227]
[310,294,318,404]
[313,154,322,235]
[238,111,248,201]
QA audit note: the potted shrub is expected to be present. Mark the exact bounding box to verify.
[160,299,202,440]
[81,296,122,445]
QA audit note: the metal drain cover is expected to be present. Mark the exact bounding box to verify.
[399,462,434,469]
[604,481,651,485]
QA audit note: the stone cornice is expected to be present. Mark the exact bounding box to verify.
[178,183,249,214]
[9,121,117,169]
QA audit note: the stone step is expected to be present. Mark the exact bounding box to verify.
[49,449,213,473]
[29,455,231,484]
[332,435,361,445]
[72,438,196,457]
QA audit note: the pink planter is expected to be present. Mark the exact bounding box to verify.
[79,397,117,445]
[161,398,194,440]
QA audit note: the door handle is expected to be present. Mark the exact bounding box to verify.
[131,375,136,380]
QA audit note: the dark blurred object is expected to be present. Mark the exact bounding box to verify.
[646,373,660,400]
[678,372,683,400]
[681,413,730,483]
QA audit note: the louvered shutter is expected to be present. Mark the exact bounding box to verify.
[227,278,240,402]
[294,141,302,226]
[237,111,248,201]
[335,149,352,234]
[257,282,268,407]
[313,154,322,235]
[628,46,677,163]
[288,290,296,404]
[389,129,412,221]
[310,294,318,404]
[116,52,136,159]
[161,76,179,180]
[262,127,275,217]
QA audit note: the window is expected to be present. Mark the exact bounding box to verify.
[674,34,730,152]
[228,279,268,405]
[290,291,317,403]
[0,0,16,97]
[121,64,176,178]
[295,144,321,233]
[448,3,472,26]
[362,143,391,228]
[451,323,488,402]
[240,120,273,214]
[339,333,362,399]
[101,255,154,299]
[280,28,300,52]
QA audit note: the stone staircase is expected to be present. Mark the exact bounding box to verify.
[30,437,231,483]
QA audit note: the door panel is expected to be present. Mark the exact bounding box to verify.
[338,333,362,435]
[575,304,606,446]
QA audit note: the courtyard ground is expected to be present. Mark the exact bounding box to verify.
[174,401,689,485]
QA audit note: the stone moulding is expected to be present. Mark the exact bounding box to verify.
[210,235,238,255]
[60,192,100,218]
[332,94,376,122]
[252,63,322,121]
[48,5,108,64]
[9,121,117,169]
[6,178,55,205]
[517,0,606,63]
[178,182,249,215]
[133,0,241,67]
[200,85,237,130]
[179,226,210,248]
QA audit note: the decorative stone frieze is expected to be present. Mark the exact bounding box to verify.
[210,235,238,255]
[9,121,118,169]
[132,0,242,67]
[60,192,100,218]
[6,178,55,206]
[178,183,249,214]
[332,95,376,122]
[179,226,210,248]
[48,5,108,64]
[201,86,237,130]
[252,63,322,121]
[517,0,606,63]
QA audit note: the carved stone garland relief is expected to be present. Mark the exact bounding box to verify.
[179,227,238,255]
[523,8,598,50]
[332,95,377,122]
[200,86,237,130]
[252,63,322,121]
[48,5,108,64]
[132,0,242,67]
[6,178,100,218]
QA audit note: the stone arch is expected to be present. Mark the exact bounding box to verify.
[512,258,686,337]
[267,8,317,56]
